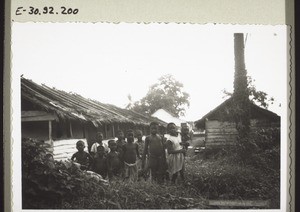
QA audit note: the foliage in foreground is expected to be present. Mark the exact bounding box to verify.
[186,127,280,208]
[22,138,206,209]
[62,181,208,209]
[22,138,110,209]
[22,127,280,209]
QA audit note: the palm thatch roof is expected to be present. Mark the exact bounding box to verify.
[194,97,280,129]
[21,77,166,127]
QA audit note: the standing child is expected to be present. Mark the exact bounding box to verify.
[162,135,170,182]
[71,140,92,170]
[90,132,109,158]
[180,125,191,151]
[116,130,126,153]
[142,122,167,183]
[122,129,141,182]
[116,130,126,176]
[107,139,122,180]
[92,146,108,179]
[166,123,186,184]
[135,130,146,179]
[135,130,145,160]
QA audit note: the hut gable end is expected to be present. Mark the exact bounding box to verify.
[194,97,280,148]
[195,97,280,129]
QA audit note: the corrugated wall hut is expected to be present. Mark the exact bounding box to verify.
[194,97,280,148]
[21,77,166,160]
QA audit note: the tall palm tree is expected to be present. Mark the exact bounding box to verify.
[233,33,250,147]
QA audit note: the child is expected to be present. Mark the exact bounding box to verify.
[90,132,109,158]
[122,129,141,182]
[45,153,55,169]
[135,130,145,159]
[180,125,191,151]
[166,123,186,184]
[116,130,126,175]
[116,130,126,153]
[107,139,122,180]
[142,122,167,183]
[92,146,108,179]
[71,140,92,170]
[135,130,146,179]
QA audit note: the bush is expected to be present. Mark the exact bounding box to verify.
[248,127,280,171]
[186,160,275,199]
[108,180,209,209]
[22,138,110,209]
[22,126,280,209]
[22,138,208,209]
[185,127,280,208]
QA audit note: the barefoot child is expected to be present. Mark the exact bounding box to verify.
[142,122,167,183]
[122,129,141,182]
[166,123,186,184]
[71,140,92,170]
[107,139,122,180]
[92,146,108,179]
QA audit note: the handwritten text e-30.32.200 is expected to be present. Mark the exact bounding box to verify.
[15,6,79,16]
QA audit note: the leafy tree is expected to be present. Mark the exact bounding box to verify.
[223,76,274,109]
[128,74,190,117]
[247,77,274,108]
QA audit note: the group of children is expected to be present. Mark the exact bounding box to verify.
[71,122,191,184]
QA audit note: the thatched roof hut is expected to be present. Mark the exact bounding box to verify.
[21,77,166,160]
[22,77,165,127]
[194,97,280,148]
[195,97,280,129]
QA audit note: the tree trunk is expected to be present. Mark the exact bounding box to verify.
[233,33,251,157]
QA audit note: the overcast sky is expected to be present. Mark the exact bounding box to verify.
[12,23,287,121]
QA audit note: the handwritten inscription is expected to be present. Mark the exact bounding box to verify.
[15,6,79,16]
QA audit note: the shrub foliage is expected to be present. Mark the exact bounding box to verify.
[22,138,109,209]
[186,127,280,208]
[22,138,206,209]
[22,127,280,209]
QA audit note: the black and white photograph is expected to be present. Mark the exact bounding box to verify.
[11,23,288,210]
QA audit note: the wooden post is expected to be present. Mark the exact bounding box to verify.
[69,121,73,138]
[82,123,86,138]
[48,120,52,142]
[112,124,115,138]
[104,123,108,139]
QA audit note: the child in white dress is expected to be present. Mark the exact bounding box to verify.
[166,123,186,184]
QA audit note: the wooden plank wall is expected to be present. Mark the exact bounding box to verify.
[205,121,237,147]
[205,119,280,147]
[52,138,88,161]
